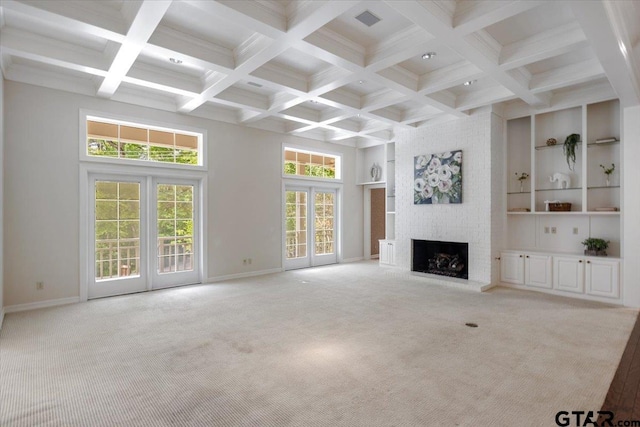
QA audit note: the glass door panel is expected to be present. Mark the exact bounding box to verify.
[285,190,310,270]
[152,181,200,289]
[313,190,337,266]
[284,187,337,270]
[90,178,147,299]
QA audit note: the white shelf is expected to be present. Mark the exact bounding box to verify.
[506,99,621,258]
[357,181,386,186]
[507,211,620,215]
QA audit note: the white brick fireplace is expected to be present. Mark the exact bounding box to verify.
[394,110,505,286]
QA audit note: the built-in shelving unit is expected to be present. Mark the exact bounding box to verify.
[357,142,396,264]
[385,142,395,241]
[505,99,622,259]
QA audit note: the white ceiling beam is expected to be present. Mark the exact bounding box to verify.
[453,0,545,35]
[178,1,357,113]
[126,62,204,94]
[387,0,549,108]
[216,86,270,111]
[97,1,172,97]
[499,23,588,70]
[147,26,235,72]
[570,1,639,107]
[0,27,108,77]
[366,27,436,72]
[183,0,284,39]
[362,90,407,112]
[418,61,484,94]
[3,62,97,97]
[1,0,126,42]
[455,86,516,111]
[529,59,604,94]
[601,1,640,106]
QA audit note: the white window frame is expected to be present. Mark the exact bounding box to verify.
[79,109,207,171]
[282,143,343,183]
[79,109,208,301]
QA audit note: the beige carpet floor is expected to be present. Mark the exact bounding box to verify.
[1,261,637,427]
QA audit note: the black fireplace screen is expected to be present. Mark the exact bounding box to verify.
[412,239,469,279]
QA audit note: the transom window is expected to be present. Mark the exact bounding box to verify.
[86,116,202,166]
[284,148,341,180]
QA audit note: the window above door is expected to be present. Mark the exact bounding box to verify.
[80,110,206,170]
[283,146,342,181]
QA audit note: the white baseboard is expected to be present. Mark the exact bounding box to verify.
[342,257,364,263]
[206,268,284,283]
[4,296,81,314]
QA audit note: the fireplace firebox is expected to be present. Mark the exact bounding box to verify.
[412,239,468,279]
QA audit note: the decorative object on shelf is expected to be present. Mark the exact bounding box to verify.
[549,172,570,189]
[595,207,619,212]
[414,150,462,205]
[546,138,557,146]
[563,133,580,170]
[515,172,529,192]
[549,202,571,212]
[599,163,615,187]
[508,207,530,212]
[581,237,609,256]
[544,200,560,211]
[370,162,382,182]
[596,137,618,144]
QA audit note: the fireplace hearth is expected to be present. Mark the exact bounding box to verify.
[412,239,468,280]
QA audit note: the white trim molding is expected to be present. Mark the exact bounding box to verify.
[4,297,81,314]
[206,268,284,283]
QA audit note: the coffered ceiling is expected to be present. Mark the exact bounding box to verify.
[1,0,638,147]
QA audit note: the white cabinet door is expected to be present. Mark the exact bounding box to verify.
[586,259,620,299]
[553,257,585,293]
[501,252,524,285]
[524,254,553,289]
[379,240,389,264]
[379,240,395,265]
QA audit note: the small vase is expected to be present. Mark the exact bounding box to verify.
[606,177,610,187]
[519,182,524,193]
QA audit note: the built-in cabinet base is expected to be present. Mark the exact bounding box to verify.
[379,240,396,265]
[501,250,620,304]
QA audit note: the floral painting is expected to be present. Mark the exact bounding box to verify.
[414,150,462,204]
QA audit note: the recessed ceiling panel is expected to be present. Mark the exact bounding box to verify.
[323,2,416,49]
[525,46,596,75]
[268,48,333,77]
[447,77,501,97]
[4,9,109,52]
[397,46,465,76]
[484,2,575,46]
[137,49,209,79]
[161,1,255,50]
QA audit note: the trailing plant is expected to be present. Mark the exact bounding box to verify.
[581,238,609,251]
[563,133,580,170]
[600,163,615,176]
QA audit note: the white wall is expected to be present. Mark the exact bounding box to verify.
[393,111,504,285]
[3,81,363,307]
[622,105,640,308]
[0,76,4,325]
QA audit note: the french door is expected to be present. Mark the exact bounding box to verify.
[284,187,337,270]
[88,174,200,299]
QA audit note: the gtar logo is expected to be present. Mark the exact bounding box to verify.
[555,411,614,427]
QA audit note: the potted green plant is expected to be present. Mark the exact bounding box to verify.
[581,237,609,256]
[563,133,580,170]
[599,163,615,187]
[515,172,529,192]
